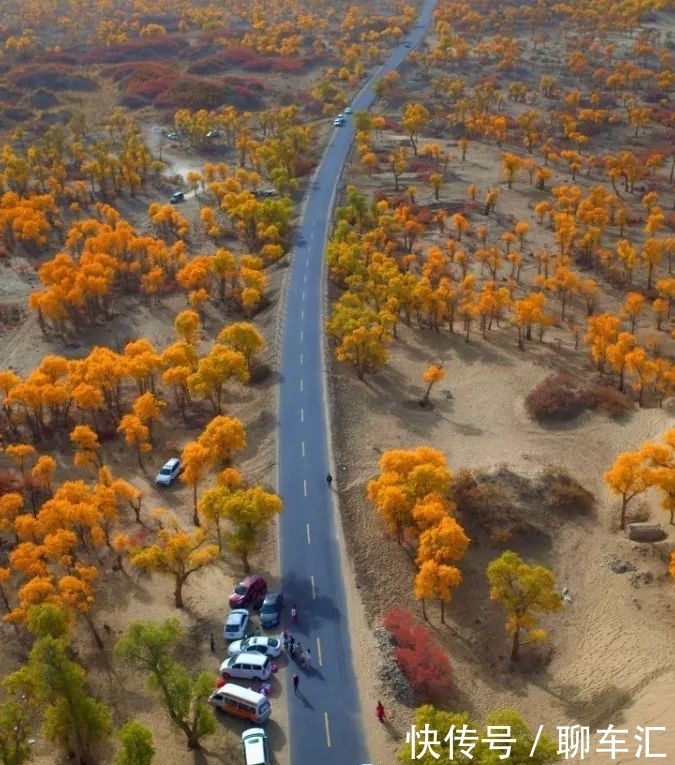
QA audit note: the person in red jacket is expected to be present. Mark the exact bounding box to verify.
[376,701,386,723]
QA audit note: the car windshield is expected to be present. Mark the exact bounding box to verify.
[233,585,248,596]
[261,601,275,612]
[159,466,172,475]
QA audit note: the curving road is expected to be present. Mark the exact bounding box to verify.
[276,2,437,763]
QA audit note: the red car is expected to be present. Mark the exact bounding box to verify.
[228,575,267,609]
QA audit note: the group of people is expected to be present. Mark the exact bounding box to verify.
[282,628,312,667]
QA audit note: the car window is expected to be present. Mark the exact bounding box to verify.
[234,585,247,595]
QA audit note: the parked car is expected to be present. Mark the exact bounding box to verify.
[344,107,353,115]
[220,652,273,681]
[255,188,278,198]
[155,457,182,486]
[242,727,271,765]
[229,575,267,609]
[333,117,346,127]
[166,132,179,140]
[227,636,282,659]
[169,191,185,204]
[206,129,221,138]
[224,609,250,641]
[259,592,284,628]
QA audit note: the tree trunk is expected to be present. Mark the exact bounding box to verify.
[421,599,427,621]
[192,485,200,527]
[85,614,105,650]
[510,624,520,661]
[174,575,185,609]
[440,599,445,624]
[620,496,627,530]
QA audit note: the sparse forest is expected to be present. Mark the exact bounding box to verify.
[0,0,673,763]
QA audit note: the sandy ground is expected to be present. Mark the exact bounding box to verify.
[1,8,675,765]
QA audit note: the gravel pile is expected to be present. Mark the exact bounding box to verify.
[374,626,415,707]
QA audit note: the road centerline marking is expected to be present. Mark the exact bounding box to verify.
[310,575,316,600]
[306,523,311,544]
[300,408,304,423]
[300,379,303,392]
[300,353,303,366]
[316,637,322,667]
[301,441,305,458]
[324,713,331,748]
[300,330,303,342]
[303,479,307,498]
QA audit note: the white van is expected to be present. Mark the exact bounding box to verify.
[220,652,272,681]
[242,727,271,765]
[209,683,271,723]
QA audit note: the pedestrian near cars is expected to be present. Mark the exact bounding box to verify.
[304,647,312,668]
[209,633,215,653]
[293,674,299,694]
[291,604,298,623]
[294,642,302,660]
[288,635,295,653]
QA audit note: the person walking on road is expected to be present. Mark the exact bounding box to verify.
[291,603,298,623]
[293,674,299,694]
[304,647,312,668]
[376,701,386,723]
[326,473,333,487]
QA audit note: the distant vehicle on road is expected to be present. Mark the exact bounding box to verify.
[344,106,353,114]
[259,592,284,628]
[333,117,346,127]
[169,191,185,204]
[227,636,282,658]
[155,457,182,485]
[224,609,250,641]
[229,575,267,609]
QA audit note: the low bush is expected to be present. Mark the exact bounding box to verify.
[539,465,595,515]
[382,607,451,703]
[588,385,633,417]
[525,373,593,421]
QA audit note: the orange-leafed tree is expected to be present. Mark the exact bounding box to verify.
[421,363,445,407]
[217,322,265,373]
[130,512,219,608]
[401,103,431,156]
[414,558,463,623]
[367,446,453,545]
[199,415,247,468]
[180,441,211,526]
[188,344,249,414]
[117,415,151,470]
[70,424,104,472]
[604,450,654,529]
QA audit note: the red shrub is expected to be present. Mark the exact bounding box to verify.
[271,58,304,73]
[382,607,452,703]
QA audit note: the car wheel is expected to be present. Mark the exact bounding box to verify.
[253,675,261,682]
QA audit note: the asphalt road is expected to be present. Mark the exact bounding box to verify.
[277,2,437,763]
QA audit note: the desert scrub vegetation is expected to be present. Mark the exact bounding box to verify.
[525,373,634,422]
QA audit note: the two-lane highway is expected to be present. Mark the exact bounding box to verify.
[277,2,437,762]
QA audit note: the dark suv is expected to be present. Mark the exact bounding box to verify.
[228,575,267,609]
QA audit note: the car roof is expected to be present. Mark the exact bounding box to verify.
[164,457,180,467]
[227,609,248,623]
[233,652,268,665]
[239,574,264,586]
